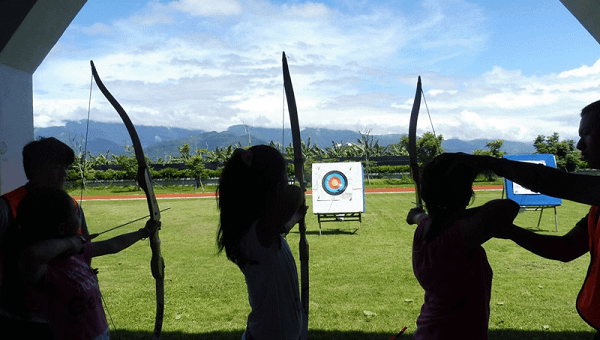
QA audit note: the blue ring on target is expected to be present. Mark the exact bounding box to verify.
[322,170,348,196]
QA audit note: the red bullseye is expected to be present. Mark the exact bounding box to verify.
[328,177,341,189]
[322,170,348,195]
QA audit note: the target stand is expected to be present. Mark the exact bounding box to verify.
[312,162,365,235]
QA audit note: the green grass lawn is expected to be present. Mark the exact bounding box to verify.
[82,190,597,339]
[66,177,504,196]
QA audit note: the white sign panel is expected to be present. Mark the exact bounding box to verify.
[311,162,365,214]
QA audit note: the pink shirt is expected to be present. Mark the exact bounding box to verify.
[41,242,108,340]
[577,206,600,328]
[412,216,492,340]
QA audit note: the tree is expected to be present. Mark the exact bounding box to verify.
[533,133,584,172]
[473,139,505,158]
[112,154,137,180]
[186,155,209,190]
[473,140,504,181]
[325,141,347,158]
[400,132,444,166]
[385,141,408,156]
[358,129,375,184]
[242,123,252,146]
[178,143,192,161]
[206,144,238,163]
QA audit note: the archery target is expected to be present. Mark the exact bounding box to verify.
[312,162,365,214]
[322,171,348,195]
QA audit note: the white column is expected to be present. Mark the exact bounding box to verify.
[0,64,33,194]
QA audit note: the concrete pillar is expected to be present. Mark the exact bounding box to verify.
[0,0,86,194]
[0,64,32,194]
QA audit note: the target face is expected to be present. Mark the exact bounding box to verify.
[312,162,365,214]
[322,170,348,195]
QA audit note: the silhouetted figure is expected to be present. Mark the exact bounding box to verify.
[217,145,306,340]
[0,137,89,337]
[447,99,600,339]
[18,187,159,340]
[407,153,519,339]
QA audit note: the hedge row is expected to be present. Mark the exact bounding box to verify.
[68,167,222,181]
[68,164,412,182]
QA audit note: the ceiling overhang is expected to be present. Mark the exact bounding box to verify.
[0,0,86,74]
[560,0,600,45]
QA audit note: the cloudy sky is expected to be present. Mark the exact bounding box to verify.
[33,0,600,143]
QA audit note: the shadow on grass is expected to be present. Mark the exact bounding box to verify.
[306,228,359,236]
[286,227,359,236]
[524,227,559,233]
[110,329,596,339]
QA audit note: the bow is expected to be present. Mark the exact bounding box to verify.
[408,76,423,209]
[90,61,165,340]
[282,51,309,340]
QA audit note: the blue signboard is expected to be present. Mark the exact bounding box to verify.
[503,154,562,207]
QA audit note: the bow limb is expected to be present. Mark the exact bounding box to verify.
[90,61,165,340]
[408,76,423,209]
[282,51,309,340]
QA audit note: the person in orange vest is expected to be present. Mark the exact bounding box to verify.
[0,137,89,337]
[446,99,600,339]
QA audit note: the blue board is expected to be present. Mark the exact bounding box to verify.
[503,154,562,207]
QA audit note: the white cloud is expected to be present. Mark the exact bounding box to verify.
[32,0,600,146]
[558,58,600,78]
[283,2,331,18]
[80,22,115,35]
[167,0,243,17]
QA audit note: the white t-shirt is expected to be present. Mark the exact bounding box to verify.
[240,223,302,340]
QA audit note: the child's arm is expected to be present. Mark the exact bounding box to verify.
[91,219,160,257]
[461,199,520,251]
[20,235,86,285]
[256,185,305,248]
[282,202,309,233]
[79,208,90,238]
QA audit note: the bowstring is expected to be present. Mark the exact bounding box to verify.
[279,81,285,154]
[81,74,93,203]
[86,70,120,339]
[420,87,436,139]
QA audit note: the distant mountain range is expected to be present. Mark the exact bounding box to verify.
[34,120,535,161]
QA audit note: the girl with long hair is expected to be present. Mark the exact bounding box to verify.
[217,145,306,340]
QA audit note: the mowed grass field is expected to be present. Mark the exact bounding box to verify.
[80,189,597,339]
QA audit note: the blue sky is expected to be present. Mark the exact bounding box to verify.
[33,0,600,143]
